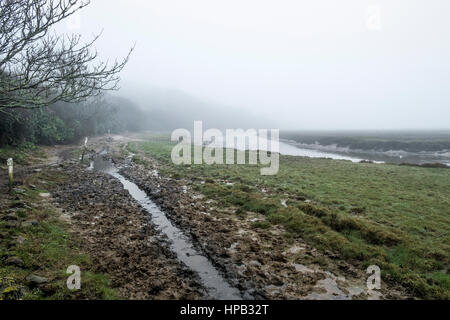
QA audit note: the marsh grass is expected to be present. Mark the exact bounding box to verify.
[0,143,46,165]
[0,172,118,300]
[128,138,450,299]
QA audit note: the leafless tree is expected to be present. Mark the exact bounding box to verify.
[0,0,133,113]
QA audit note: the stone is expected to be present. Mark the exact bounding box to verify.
[2,213,18,221]
[6,256,24,267]
[7,241,17,249]
[22,220,39,228]
[13,188,26,194]
[15,236,27,245]
[148,279,163,294]
[250,260,263,267]
[10,202,25,209]
[5,220,20,229]
[39,283,57,296]
[26,274,49,286]
[0,285,30,300]
[39,193,51,198]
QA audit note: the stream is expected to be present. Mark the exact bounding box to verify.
[90,148,242,300]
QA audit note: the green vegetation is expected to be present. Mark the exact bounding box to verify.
[0,97,149,147]
[0,172,118,300]
[281,130,450,153]
[0,142,46,165]
[128,137,450,299]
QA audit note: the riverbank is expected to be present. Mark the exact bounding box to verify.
[1,134,448,300]
[123,134,449,299]
[0,137,203,300]
[280,130,450,166]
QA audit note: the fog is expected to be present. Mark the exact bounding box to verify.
[57,0,450,130]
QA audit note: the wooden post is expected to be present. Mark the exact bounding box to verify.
[80,137,88,162]
[7,158,13,189]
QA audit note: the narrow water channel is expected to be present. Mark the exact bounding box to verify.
[91,151,242,300]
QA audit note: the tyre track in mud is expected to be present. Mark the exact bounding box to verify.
[48,150,205,299]
[113,138,409,300]
[89,148,243,300]
[49,135,409,300]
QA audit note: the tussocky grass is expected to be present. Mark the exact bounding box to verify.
[126,135,450,299]
[0,166,118,300]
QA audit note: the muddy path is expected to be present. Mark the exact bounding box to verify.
[1,136,206,299]
[104,135,409,300]
[49,136,246,299]
[51,161,204,299]
[2,134,409,300]
[89,148,243,299]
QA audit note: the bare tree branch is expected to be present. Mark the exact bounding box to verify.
[0,0,133,110]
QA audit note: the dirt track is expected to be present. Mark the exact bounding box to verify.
[118,144,408,300]
[1,134,409,300]
[51,160,203,299]
[1,136,204,300]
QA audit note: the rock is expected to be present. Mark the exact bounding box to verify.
[29,184,37,190]
[269,275,284,286]
[250,260,263,267]
[13,236,27,245]
[6,256,24,267]
[13,188,26,194]
[7,241,17,249]
[148,279,163,295]
[5,220,20,229]
[34,169,42,173]
[39,282,57,296]
[130,234,145,241]
[2,213,18,221]
[39,193,51,198]
[22,220,39,228]
[0,285,30,300]
[26,275,49,286]
[10,202,25,209]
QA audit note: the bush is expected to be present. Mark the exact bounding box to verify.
[0,95,149,147]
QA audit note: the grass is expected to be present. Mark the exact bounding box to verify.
[281,130,450,153]
[0,142,46,165]
[127,137,450,299]
[0,171,118,300]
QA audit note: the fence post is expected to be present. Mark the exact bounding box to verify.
[80,137,88,162]
[7,158,13,189]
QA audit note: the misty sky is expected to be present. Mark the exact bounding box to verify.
[57,0,450,130]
